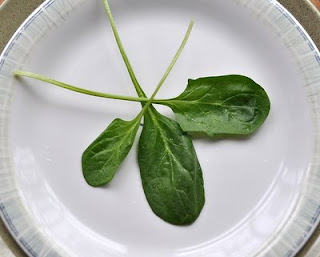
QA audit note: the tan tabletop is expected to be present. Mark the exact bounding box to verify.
[0,0,319,256]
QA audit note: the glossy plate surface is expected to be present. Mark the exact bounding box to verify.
[0,0,320,256]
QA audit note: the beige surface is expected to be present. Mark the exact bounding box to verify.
[0,0,319,256]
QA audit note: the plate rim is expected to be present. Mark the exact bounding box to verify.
[1,0,320,256]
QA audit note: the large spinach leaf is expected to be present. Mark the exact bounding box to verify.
[157,75,270,136]
[139,106,204,225]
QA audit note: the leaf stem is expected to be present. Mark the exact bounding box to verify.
[138,21,194,116]
[103,0,194,102]
[151,20,194,100]
[103,0,146,98]
[13,71,149,103]
[15,2,194,111]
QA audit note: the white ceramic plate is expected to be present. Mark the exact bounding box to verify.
[1,0,320,256]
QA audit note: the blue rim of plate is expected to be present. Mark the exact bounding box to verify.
[0,0,320,256]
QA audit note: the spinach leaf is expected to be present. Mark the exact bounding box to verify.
[156,75,270,136]
[139,106,205,225]
[82,116,140,186]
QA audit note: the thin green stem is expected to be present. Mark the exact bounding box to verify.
[103,0,146,98]
[104,0,194,102]
[151,20,194,101]
[13,71,149,103]
[149,99,169,104]
[138,20,194,117]
[15,2,194,113]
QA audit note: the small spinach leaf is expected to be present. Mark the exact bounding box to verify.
[138,106,205,225]
[82,117,140,187]
[158,75,270,136]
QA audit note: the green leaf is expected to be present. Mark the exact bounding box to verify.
[138,106,205,225]
[82,117,140,187]
[158,75,270,136]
